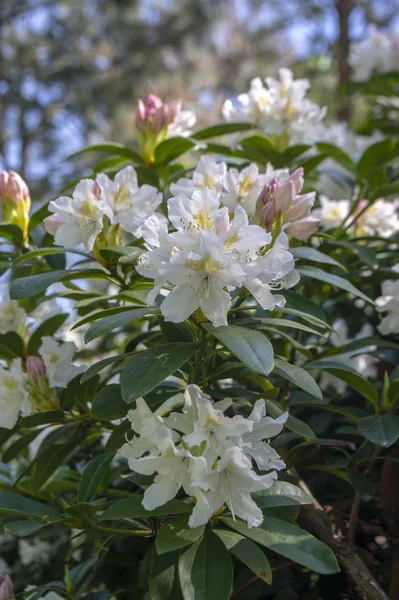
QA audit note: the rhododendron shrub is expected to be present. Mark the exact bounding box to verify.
[0,76,399,600]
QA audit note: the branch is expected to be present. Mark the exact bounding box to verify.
[230,561,297,600]
[296,476,389,600]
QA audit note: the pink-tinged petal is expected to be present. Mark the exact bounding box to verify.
[285,216,320,240]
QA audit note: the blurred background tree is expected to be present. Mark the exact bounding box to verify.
[1,0,398,197]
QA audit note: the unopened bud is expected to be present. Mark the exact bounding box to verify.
[135,94,166,134]
[92,178,102,201]
[260,199,276,231]
[285,216,320,240]
[289,167,304,195]
[26,356,47,381]
[275,180,295,214]
[0,170,30,205]
[0,575,13,600]
[258,179,279,207]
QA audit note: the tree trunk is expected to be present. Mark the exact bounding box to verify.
[336,0,352,122]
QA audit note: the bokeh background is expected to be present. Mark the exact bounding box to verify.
[1,0,398,196]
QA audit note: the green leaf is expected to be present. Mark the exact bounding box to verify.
[203,324,274,376]
[156,516,204,555]
[192,122,255,141]
[178,528,233,600]
[10,269,115,299]
[0,332,25,359]
[27,314,69,355]
[214,529,272,583]
[68,142,144,164]
[4,519,57,537]
[0,223,23,243]
[358,415,399,447]
[0,489,62,519]
[274,359,322,400]
[388,379,399,405]
[290,247,347,272]
[370,182,399,202]
[81,353,133,383]
[357,139,396,179]
[265,399,317,440]
[240,135,279,164]
[1,430,42,463]
[84,307,157,342]
[297,266,374,304]
[282,290,328,325]
[91,385,129,421]
[19,410,65,428]
[155,137,196,166]
[31,432,81,490]
[315,142,355,170]
[252,482,312,509]
[222,517,339,575]
[307,361,378,408]
[100,495,191,521]
[78,451,116,502]
[121,343,198,404]
[150,549,182,600]
[14,247,92,264]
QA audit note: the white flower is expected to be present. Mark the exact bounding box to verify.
[0,284,26,334]
[138,184,297,326]
[313,196,351,230]
[122,386,286,529]
[223,70,326,144]
[241,399,287,471]
[222,77,272,125]
[119,397,178,461]
[39,337,83,388]
[358,198,399,238]
[222,163,269,217]
[44,179,108,250]
[128,438,208,513]
[161,230,246,327]
[19,539,51,566]
[350,26,398,82]
[170,155,226,198]
[191,446,278,528]
[167,109,197,138]
[377,279,399,335]
[0,359,31,429]
[97,166,162,236]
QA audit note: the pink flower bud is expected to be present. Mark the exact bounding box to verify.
[145,94,164,117]
[260,199,276,231]
[285,216,320,240]
[288,167,304,195]
[283,192,315,223]
[0,170,30,205]
[0,575,13,600]
[92,178,102,201]
[275,180,295,214]
[135,94,167,134]
[27,356,47,381]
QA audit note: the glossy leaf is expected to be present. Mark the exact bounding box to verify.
[100,495,191,521]
[156,516,204,554]
[78,451,116,502]
[121,343,198,404]
[91,385,129,421]
[203,324,274,376]
[214,529,272,583]
[178,528,233,600]
[297,266,374,304]
[222,517,339,575]
[274,359,323,400]
[358,415,399,447]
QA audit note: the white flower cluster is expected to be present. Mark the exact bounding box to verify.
[314,195,399,237]
[0,284,27,334]
[223,69,327,144]
[44,166,162,250]
[376,267,399,335]
[138,157,299,326]
[350,26,399,82]
[318,121,382,162]
[0,336,82,429]
[119,385,287,528]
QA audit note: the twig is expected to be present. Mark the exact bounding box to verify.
[293,469,389,600]
[347,493,361,548]
[229,560,297,600]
